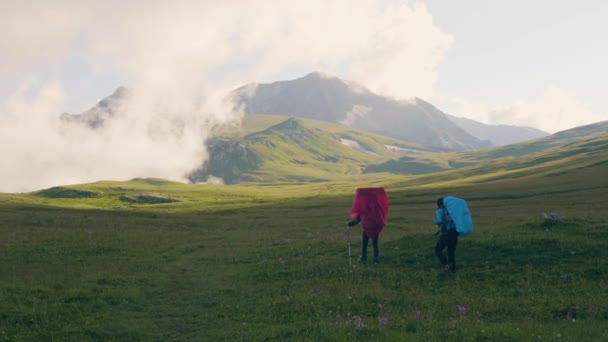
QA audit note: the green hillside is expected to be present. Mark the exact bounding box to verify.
[458,120,608,161]
[203,116,608,182]
[369,121,608,175]
[190,115,437,183]
[2,147,608,339]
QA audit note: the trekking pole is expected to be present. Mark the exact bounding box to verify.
[346,225,353,271]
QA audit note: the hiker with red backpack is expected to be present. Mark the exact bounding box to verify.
[347,187,388,264]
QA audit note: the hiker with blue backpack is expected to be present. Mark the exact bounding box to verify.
[433,197,473,271]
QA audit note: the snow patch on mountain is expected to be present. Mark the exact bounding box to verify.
[339,138,377,155]
[384,145,424,154]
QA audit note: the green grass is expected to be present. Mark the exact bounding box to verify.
[1,159,608,340]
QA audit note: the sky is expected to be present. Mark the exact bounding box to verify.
[1,0,607,192]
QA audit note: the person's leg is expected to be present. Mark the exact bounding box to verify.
[447,230,459,270]
[435,235,448,267]
[372,236,379,263]
[360,231,369,262]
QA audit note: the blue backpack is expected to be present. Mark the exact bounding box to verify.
[443,196,473,236]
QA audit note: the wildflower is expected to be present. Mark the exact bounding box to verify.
[455,305,467,316]
[351,315,366,329]
[378,317,388,327]
[449,317,457,328]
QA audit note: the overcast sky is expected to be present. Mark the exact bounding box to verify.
[2,1,606,131]
[425,0,607,132]
[1,0,607,191]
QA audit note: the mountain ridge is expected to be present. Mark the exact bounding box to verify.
[63,72,553,151]
[233,72,492,151]
[57,73,608,185]
[446,114,549,146]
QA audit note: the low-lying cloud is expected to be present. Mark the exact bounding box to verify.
[487,87,605,133]
[1,80,239,193]
[0,0,451,192]
[443,87,604,133]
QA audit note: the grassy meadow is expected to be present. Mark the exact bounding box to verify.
[1,165,608,341]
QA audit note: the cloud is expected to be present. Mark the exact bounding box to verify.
[1,1,450,97]
[0,80,239,193]
[488,87,604,133]
[341,105,372,126]
[0,0,450,192]
[348,2,453,99]
[439,87,605,133]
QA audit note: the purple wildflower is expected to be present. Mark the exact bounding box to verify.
[455,305,467,316]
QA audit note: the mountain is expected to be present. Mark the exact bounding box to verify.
[446,114,549,146]
[59,75,607,184]
[61,87,131,128]
[58,74,554,151]
[233,72,492,151]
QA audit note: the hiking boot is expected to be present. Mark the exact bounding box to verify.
[373,257,380,264]
[442,264,451,271]
[358,256,367,264]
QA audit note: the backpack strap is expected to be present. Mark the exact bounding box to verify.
[442,208,456,232]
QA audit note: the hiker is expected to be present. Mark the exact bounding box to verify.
[433,197,458,271]
[347,187,388,264]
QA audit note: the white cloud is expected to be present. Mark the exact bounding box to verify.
[0,0,451,192]
[0,80,239,193]
[489,87,604,133]
[1,1,450,99]
[341,105,372,126]
[438,87,605,133]
[349,2,453,99]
